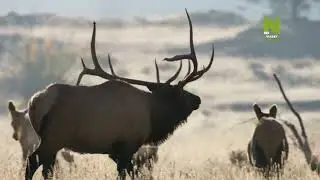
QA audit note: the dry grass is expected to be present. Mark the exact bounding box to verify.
[1,21,320,180]
[1,117,320,180]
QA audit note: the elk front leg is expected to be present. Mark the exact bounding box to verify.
[25,152,41,180]
[41,152,57,180]
[111,141,137,180]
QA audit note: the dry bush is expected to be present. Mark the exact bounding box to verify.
[229,149,248,168]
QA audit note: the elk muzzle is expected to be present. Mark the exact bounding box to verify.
[192,96,201,110]
[12,133,18,141]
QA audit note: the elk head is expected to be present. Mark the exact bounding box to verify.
[76,9,214,143]
[8,101,27,141]
[253,103,278,121]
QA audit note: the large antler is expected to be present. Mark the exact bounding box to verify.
[273,73,318,172]
[163,9,215,87]
[76,22,182,88]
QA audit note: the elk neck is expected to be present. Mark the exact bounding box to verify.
[145,95,191,145]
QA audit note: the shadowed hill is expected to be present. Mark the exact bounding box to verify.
[165,19,320,60]
[0,11,125,28]
[134,9,249,28]
[0,9,249,28]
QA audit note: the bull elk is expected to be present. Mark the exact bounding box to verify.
[247,103,289,177]
[10,9,214,180]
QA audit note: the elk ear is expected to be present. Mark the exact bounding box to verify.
[253,103,263,120]
[8,101,16,112]
[269,104,278,118]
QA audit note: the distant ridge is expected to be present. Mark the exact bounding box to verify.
[0,9,249,28]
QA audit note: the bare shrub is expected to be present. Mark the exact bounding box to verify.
[229,149,248,168]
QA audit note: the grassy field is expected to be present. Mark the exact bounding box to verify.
[0,22,320,179]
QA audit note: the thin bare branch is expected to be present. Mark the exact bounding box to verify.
[273,73,313,164]
[281,120,305,150]
[274,74,308,139]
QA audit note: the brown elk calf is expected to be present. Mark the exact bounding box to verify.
[8,102,40,164]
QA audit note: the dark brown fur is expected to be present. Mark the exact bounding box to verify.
[22,72,197,180]
[247,104,289,178]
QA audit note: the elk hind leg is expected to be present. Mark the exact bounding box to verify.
[116,155,135,180]
[273,142,287,177]
[111,142,135,180]
[253,144,271,177]
[253,144,268,169]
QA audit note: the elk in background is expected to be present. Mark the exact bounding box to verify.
[247,103,289,178]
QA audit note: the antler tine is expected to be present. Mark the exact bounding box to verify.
[108,54,116,76]
[166,60,183,84]
[90,22,104,71]
[154,59,182,84]
[186,44,214,82]
[163,9,198,84]
[154,58,160,83]
[184,60,191,79]
[76,57,88,85]
[76,22,119,86]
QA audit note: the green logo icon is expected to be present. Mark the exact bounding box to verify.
[264,17,280,41]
